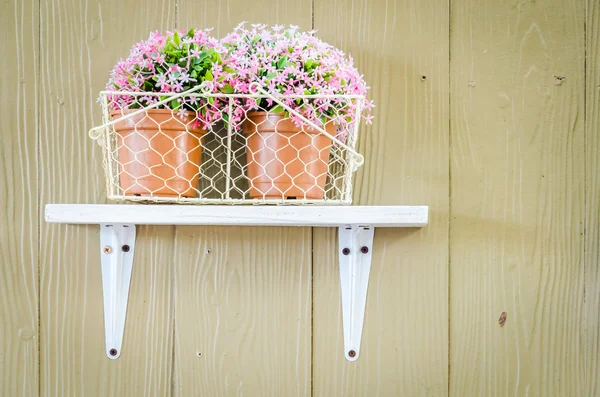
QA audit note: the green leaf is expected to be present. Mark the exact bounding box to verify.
[191,70,198,78]
[208,96,214,104]
[187,28,194,37]
[266,72,277,80]
[205,70,213,81]
[221,84,234,94]
[271,105,285,113]
[304,59,319,70]
[252,35,261,45]
[197,50,210,62]
[170,99,180,109]
[277,56,288,69]
[173,31,181,46]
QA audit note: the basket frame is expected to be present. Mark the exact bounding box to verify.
[92,85,365,205]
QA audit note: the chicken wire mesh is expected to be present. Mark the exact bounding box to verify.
[90,86,365,205]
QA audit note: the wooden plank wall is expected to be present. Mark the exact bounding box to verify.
[449,0,586,396]
[587,0,600,395]
[1,0,596,396]
[0,0,39,395]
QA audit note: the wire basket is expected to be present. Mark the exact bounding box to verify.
[90,84,365,205]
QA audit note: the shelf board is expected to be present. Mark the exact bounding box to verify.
[45,204,428,227]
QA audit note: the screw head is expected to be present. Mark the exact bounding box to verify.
[342,248,350,255]
[109,348,118,356]
[103,246,111,254]
[361,246,369,254]
[348,350,356,358]
[122,245,130,253]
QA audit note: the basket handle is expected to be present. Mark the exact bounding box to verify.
[88,85,206,140]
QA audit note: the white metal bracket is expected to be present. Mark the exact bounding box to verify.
[338,224,374,361]
[100,223,136,359]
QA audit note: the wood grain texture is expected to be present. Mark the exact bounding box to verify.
[0,0,39,395]
[312,0,450,395]
[449,0,585,395]
[173,4,313,396]
[172,226,312,396]
[586,0,600,395]
[39,0,176,395]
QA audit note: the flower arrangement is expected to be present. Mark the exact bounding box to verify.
[221,23,374,132]
[96,25,373,202]
[104,29,235,127]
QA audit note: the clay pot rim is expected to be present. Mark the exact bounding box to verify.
[110,108,197,117]
[244,111,337,136]
[110,108,207,135]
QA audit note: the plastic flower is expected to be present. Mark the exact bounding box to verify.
[104,28,235,128]
[221,23,373,133]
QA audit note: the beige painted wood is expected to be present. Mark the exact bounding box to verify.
[39,1,177,395]
[172,226,312,396]
[312,0,450,395]
[173,3,313,396]
[586,0,600,395]
[0,0,39,395]
[5,1,596,396]
[449,0,585,395]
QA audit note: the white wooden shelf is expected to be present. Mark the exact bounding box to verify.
[45,204,428,227]
[44,204,428,362]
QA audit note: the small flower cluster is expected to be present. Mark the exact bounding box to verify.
[105,24,373,133]
[221,23,374,132]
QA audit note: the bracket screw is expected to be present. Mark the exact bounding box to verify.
[103,246,111,254]
[122,245,130,253]
[360,246,369,254]
[342,248,350,255]
[348,350,356,358]
[109,348,118,356]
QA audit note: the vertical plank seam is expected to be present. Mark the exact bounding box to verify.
[310,7,315,397]
[171,6,179,397]
[37,0,42,395]
[170,227,177,397]
[310,227,314,397]
[311,0,315,32]
[583,0,588,391]
[447,0,452,394]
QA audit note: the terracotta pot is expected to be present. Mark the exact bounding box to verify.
[243,111,334,199]
[111,109,206,197]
